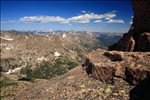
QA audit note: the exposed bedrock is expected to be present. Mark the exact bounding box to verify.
[82,49,150,85]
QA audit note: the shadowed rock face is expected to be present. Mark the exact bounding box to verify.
[83,49,150,85]
[109,0,150,51]
[129,77,150,100]
[132,1,150,33]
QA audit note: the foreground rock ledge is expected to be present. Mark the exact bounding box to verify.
[83,49,150,85]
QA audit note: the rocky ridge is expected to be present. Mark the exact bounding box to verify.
[0,30,107,73]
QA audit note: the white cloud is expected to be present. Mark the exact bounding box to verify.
[20,16,65,23]
[129,16,133,24]
[129,21,133,24]
[78,20,90,23]
[94,20,102,23]
[107,19,124,24]
[19,11,117,24]
[4,11,125,24]
[105,17,111,20]
[66,11,116,23]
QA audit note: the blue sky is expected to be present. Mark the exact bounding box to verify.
[1,0,133,32]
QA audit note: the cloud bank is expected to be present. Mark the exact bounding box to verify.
[3,11,125,24]
[106,19,124,23]
[20,16,66,23]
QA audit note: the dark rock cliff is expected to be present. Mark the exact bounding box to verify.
[109,0,150,51]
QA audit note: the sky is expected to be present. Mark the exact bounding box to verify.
[1,0,133,32]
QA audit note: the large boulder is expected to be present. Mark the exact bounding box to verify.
[82,49,150,85]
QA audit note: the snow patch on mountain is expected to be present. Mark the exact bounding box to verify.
[37,57,48,61]
[5,47,11,50]
[54,51,61,57]
[0,37,14,41]
[46,35,49,37]
[5,46,13,50]
[87,31,92,35]
[62,34,66,38]
[5,63,27,74]
[6,67,22,74]
[69,50,74,53]
[25,36,28,39]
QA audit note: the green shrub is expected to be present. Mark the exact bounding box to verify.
[0,81,17,88]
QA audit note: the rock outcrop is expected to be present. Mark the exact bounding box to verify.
[109,0,150,51]
[83,49,150,85]
[82,48,150,100]
[16,66,131,100]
